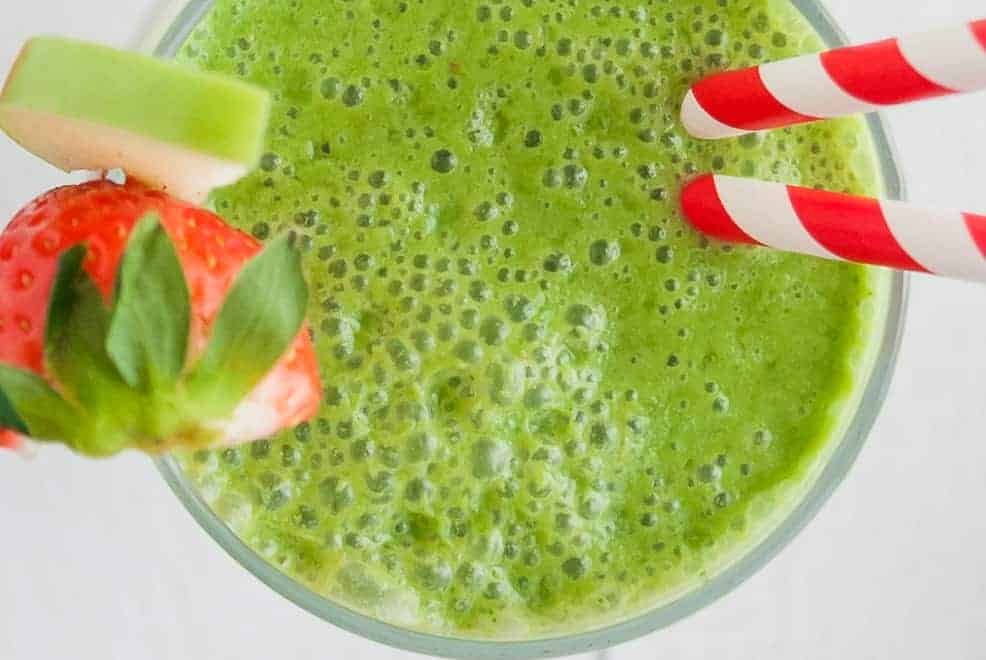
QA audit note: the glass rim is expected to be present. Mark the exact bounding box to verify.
[149,1,909,656]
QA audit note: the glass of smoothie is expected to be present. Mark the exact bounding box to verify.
[144,0,907,656]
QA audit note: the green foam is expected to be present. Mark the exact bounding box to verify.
[177,0,889,639]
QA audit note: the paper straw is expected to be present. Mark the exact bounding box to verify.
[682,18,986,139]
[681,174,986,281]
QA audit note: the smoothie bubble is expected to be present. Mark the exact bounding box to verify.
[524,384,553,410]
[417,560,454,591]
[430,149,457,174]
[341,84,364,107]
[590,240,621,266]
[455,340,484,364]
[480,317,509,345]
[524,130,543,148]
[406,432,438,462]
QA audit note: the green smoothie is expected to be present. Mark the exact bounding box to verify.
[176,0,889,638]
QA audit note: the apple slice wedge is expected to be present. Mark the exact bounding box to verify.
[0,37,271,203]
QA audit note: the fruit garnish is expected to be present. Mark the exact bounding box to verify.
[0,37,271,203]
[0,180,321,456]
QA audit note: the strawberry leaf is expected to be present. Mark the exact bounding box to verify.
[187,234,308,414]
[44,243,88,347]
[44,244,131,412]
[106,214,190,389]
[0,365,78,445]
[0,386,29,435]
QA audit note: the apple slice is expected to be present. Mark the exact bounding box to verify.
[0,36,271,203]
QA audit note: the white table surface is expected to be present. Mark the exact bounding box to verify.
[2,1,985,659]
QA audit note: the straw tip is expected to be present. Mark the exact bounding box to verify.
[680,174,757,245]
[680,89,748,140]
[680,174,719,217]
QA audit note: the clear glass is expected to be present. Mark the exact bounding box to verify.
[148,2,908,656]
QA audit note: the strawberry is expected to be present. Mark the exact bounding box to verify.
[0,179,321,456]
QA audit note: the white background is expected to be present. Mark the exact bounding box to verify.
[2,1,985,659]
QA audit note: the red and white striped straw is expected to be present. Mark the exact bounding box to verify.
[682,19,986,139]
[681,174,986,281]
